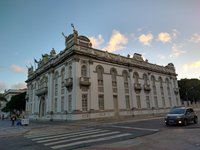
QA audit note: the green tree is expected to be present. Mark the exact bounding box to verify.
[178,78,200,103]
[2,92,26,112]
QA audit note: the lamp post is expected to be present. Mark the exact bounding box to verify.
[186,87,193,106]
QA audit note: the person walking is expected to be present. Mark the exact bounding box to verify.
[11,114,16,126]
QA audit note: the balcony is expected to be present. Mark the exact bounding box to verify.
[65,77,73,88]
[144,84,151,91]
[80,77,91,86]
[134,83,142,91]
[174,88,179,94]
[35,87,48,96]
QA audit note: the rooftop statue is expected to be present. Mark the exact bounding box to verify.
[50,48,56,57]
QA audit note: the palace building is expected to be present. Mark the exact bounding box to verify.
[26,27,180,121]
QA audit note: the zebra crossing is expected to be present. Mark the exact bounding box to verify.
[25,128,132,149]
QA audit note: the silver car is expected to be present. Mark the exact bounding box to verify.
[165,107,198,126]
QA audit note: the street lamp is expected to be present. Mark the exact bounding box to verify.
[186,87,193,106]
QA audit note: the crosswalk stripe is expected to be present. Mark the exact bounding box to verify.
[32,129,102,141]
[109,125,159,132]
[44,131,120,146]
[51,133,131,149]
[37,129,109,143]
[25,128,95,139]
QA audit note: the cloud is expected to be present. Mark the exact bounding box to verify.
[10,64,26,73]
[89,34,104,48]
[157,32,171,43]
[183,60,200,72]
[138,33,153,46]
[11,82,27,89]
[158,54,166,60]
[171,29,179,39]
[169,44,186,58]
[0,81,7,93]
[189,33,200,43]
[103,30,128,52]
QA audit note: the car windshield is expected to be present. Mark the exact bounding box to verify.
[169,108,185,114]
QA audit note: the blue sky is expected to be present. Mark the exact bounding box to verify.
[0,0,200,92]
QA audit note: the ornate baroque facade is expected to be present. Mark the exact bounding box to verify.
[26,28,180,120]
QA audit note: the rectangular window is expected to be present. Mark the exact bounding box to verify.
[136,95,141,108]
[125,89,129,94]
[61,87,64,95]
[176,97,179,106]
[162,97,165,108]
[98,94,104,110]
[169,97,172,107]
[146,96,150,109]
[154,96,158,108]
[98,80,103,86]
[68,95,72,112]
[112,81,117,87]
[153,86,157,95]
[82,94,88,111]
[98,87,104,92]
[113,87,118,93]
[54,98,57,112]
[61,96,64,112]
[161,87,164,95]
[124,82,128,88]
[167,87,171,96]
[125,95,130,109]
[55,84,58,96]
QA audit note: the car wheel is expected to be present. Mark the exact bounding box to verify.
[183,119,188,126]
[194,117,198,124]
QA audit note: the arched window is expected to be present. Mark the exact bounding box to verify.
[68,66,72,78]
[166,78,171,95]
[166,78,172,106]
[122,70,129,82]
[159,76,165,107]
[54,71,59,96]
[133,72,139,83]
[123,70,130,109]
[96,65,105,110]
[151,75,156,94]
[61,68,65,94]
[81,65,87,77]
[111,68,117,82]
[151,75,156,86]
[143,74,148,85]
[96,65,104,80]
[158,76,163,87]
[110,68,118,93]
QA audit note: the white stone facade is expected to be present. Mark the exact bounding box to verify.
[26,29,181,121]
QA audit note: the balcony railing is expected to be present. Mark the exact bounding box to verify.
[80,77,91,86]
[144,84,151,91]
[134,83,142,91]
[35,87,48,96]
[65,77,73,88]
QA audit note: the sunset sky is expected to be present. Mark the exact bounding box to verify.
[0,0,200,92]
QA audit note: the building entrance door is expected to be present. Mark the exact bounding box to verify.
[113,95,119,117]
[39,96,45,117]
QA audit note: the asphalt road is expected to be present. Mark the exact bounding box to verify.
[0,112,199,150]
